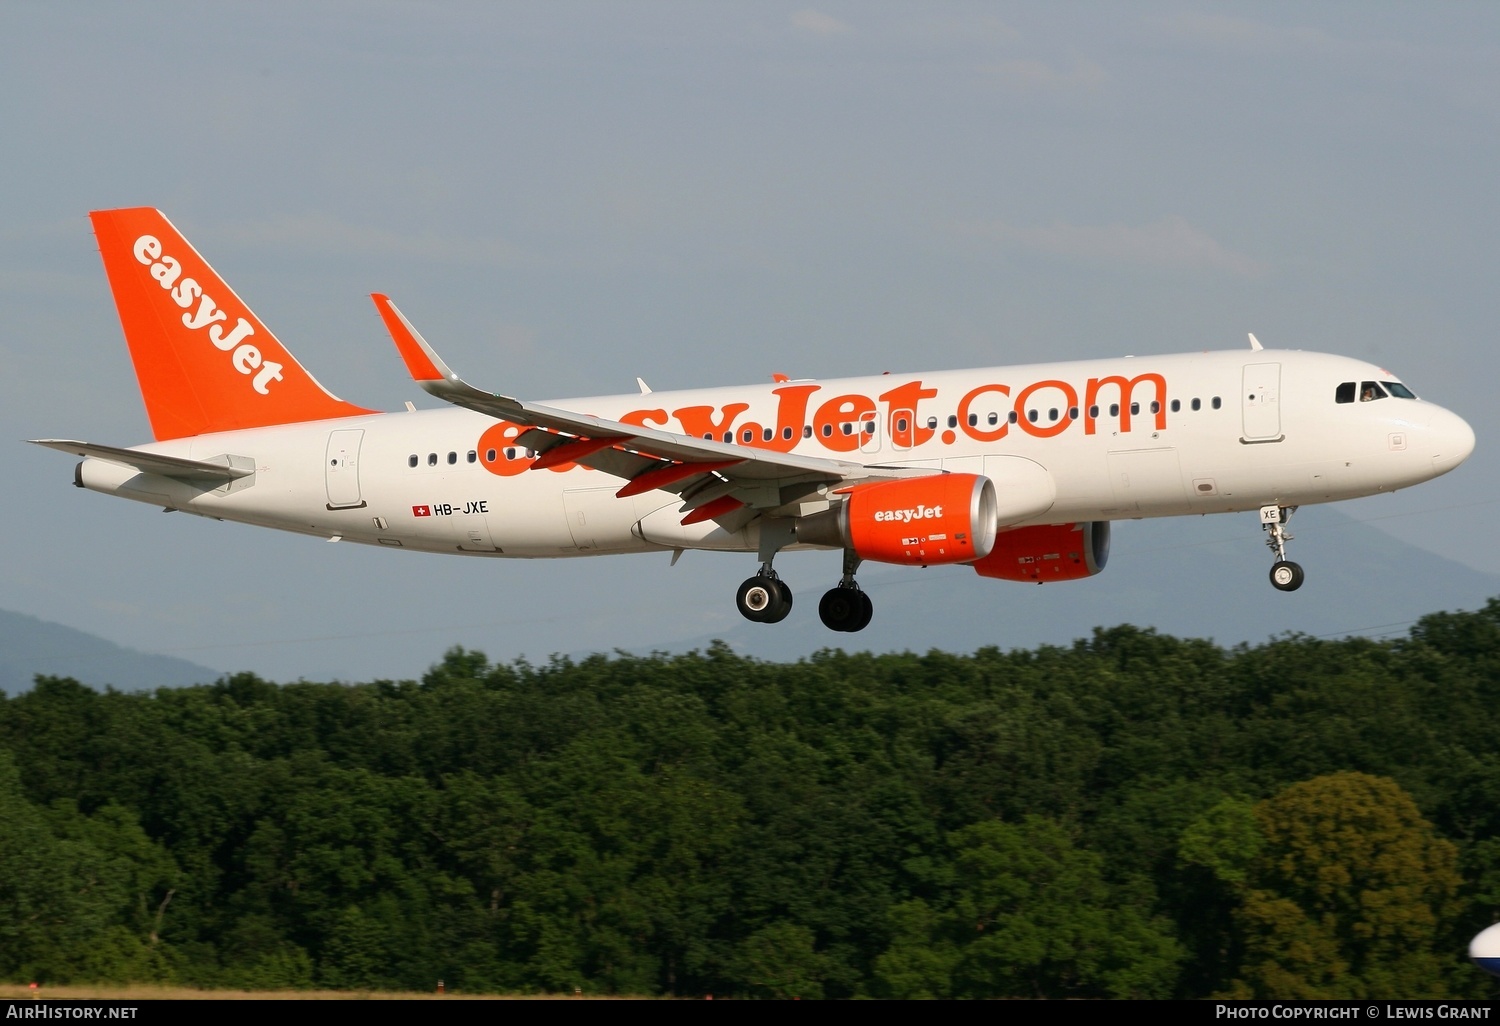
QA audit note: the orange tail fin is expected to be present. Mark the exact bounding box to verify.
[89,207,375,440]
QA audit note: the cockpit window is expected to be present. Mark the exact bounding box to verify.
[1384,381,1417,399]
[1359,381,1388,402]
[1336,382,1355,404]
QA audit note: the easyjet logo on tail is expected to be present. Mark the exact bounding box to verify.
[132,234,284,395]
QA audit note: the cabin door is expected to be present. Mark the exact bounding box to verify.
[1242,363,1283,441]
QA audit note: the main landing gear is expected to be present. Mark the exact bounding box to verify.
[819,584,872,633]
[734,548,875,632]
[1261,504,1304,592]
[819,549,872,632]
[736,567,793,623]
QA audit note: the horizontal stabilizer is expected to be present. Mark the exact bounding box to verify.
[29,440,254,483]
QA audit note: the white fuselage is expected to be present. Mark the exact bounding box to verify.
[76,349,1475,562]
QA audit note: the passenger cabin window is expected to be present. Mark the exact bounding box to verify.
[1336,382,1356,404]
[1191,398,1201,411]
[408,454,418,468]
[427,453,437,466]
[447,451,457,465]
[467,451,477,463]
[1211,397,1222,409]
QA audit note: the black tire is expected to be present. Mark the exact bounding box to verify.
[1270,560,1304,592]
[819,587,859,631]
[737,576,777,622]
[763,579,794,624]
[849,590,874,632]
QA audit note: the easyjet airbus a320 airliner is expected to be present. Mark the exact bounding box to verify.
[33,208,1476,632]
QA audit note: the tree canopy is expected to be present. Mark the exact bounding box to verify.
[5,600,1500,997]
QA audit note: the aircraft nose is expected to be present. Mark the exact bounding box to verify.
[1428,405,1476,476]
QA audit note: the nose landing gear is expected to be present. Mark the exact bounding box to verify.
[1261,505,1304,592]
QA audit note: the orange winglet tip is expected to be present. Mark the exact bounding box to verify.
[616,459,741,498]
[530,435,620,470]
[372,293,445,381]
[680,495,744,526]
[772,373,790,383]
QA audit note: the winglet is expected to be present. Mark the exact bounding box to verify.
[372,293,455,383]
[1248,333,1263,351]
[370,294,534,420]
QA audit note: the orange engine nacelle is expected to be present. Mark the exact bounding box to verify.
[795,473,998,566]
[970,521,1110,582]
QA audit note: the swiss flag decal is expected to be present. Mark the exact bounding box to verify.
[412,505,431,517]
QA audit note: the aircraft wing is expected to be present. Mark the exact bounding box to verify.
[28,440,254,483]
[372,295,928,526]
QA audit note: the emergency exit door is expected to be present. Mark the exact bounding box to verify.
[325,429,365,509]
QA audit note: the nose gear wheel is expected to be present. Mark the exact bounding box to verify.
[1270,560,1304,591]
[1261,505,1304,592]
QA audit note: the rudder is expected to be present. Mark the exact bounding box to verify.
[90,207,374,440]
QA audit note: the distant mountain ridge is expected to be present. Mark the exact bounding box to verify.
[0,609,221,695]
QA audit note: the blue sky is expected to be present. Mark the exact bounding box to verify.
[4,2,1497,682]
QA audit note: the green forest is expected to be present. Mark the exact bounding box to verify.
[5,600,1500,999]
